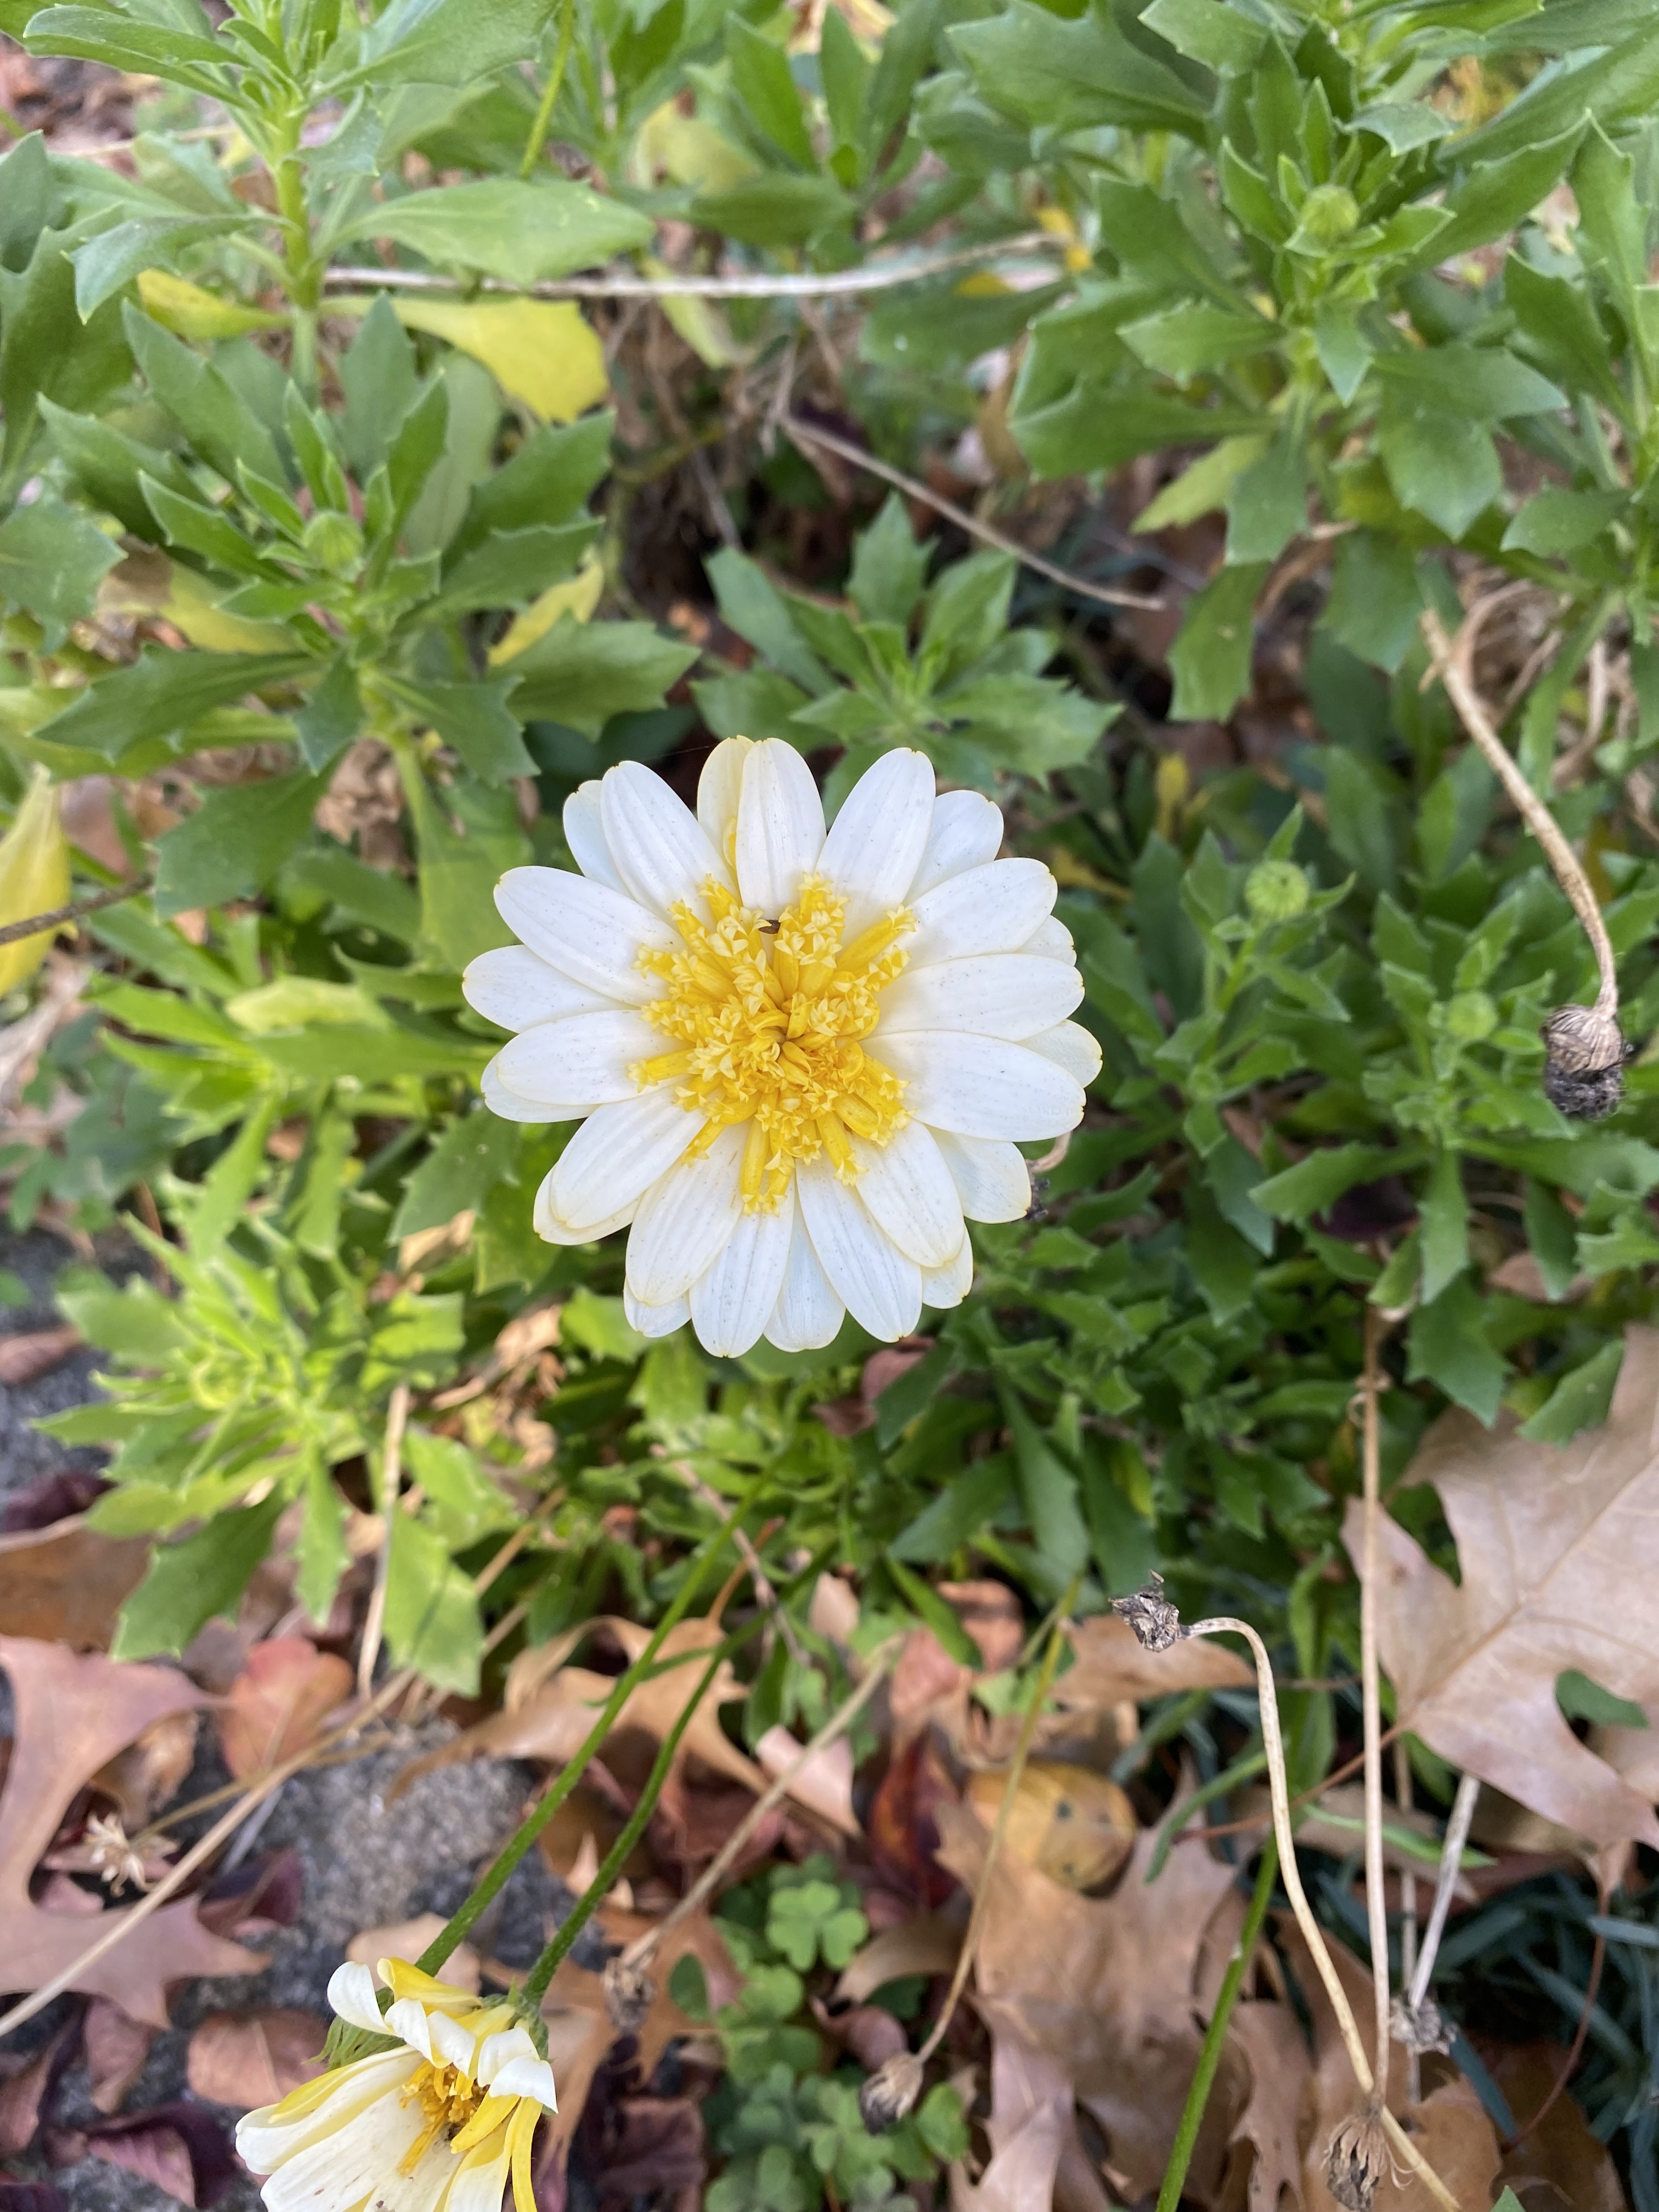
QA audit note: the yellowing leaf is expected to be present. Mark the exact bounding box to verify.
[225,978,390,1034]
[641,257,747,369]
[1135,436,1267,533]
[136,269,286,342]
[635,102,759,193]
[488,550,604,666]
[99,554,293,654]
[0,769,70,995]
[335,295,608,424]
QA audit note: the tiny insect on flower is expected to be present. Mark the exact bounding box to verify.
[235,1958,556,2212]
[464,739,1097,1356]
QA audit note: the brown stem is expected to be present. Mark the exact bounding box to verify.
[0,877,148,950]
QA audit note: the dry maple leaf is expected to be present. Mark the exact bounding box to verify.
[0,1638,262,2026]
[1344,1322,1659,1849]
[934,1798,1245,2202]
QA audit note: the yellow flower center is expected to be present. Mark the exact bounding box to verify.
[633,873,911,1210]
[399,2059,486,2170]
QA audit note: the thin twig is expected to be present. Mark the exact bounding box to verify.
[1395,1737,1421,2105]
[0,878,148,950]
[322,233,1068,303]
[1421,603,1615,1022]
[357,1382,409,1702]
[621,1638,901,1973]
[1407,1772,1481,2013]
[1359,1310,1392,2110]
[782,415,1165,613]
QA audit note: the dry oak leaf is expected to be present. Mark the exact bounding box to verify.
[186,2007,329,2109]
[1052,1613,1252,1712]
[0,1516,147,1651]
[217,1635,353,1781]
[935,1797,1243,2203]
[950,2027,1074,2212]
[1481,2041,1627,2212]
[0,1639,262,2025]
[1220,1999,1308,2212]
[1344,1322,1659,1849]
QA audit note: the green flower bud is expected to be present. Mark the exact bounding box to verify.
[1245,859,1310,923]
[1296,184,1361,246]
[1444,990,1498,1042]
[302,510,364,574]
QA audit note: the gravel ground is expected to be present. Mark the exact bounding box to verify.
[0,1231,600,2211]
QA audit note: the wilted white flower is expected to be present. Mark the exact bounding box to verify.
[465,738,1097,1356]
[236,1958,556,2212]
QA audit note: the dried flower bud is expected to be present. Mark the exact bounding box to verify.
[602,1955,656,2035]
[1112,1572,1183,1652]
[1390,1991,1452,2055]
[1542,1002,1630,1121]
[859,2051,923,2134]
[1324,2111,1389,2211]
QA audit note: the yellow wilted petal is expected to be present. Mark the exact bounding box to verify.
[488,551,604,667]
[0,768,71,996]
[377,296,608,424]
[137,268,287,342]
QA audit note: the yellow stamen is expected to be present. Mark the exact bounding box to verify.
[635,874,910,1210]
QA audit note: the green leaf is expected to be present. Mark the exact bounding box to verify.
[884,1554,981,1667]
[1505,256,1627,417]
[1406,1277,1506,1425]
[153,771,323,917]
[1323,749,1398,895]
[448,414,613,562]
[1169,562,1265,721]
[1184,1186,1257,1320]
[952,0,1210,136]
[1142,0,1264,70]
[1502,485,1626,556]
[848,495,931,629]
[1404,126,1585,272]
[39,397,195,538]
[1377,400,1499,540]
[1254,1143,1401,1223]
[1,233,132,484]
[707,548,830,695]
[1520,1339,1623,1443]
[401,1427,514,1547]
[331,0,555,89]
[1078,1435,1157,1598]
[505,617,698,736]
[122,304,282,487]
[340,293,419,478]
[727,16,816,168]
[340,179,652,284]
[1555,1664,1646,1731]
[1371,345,1566,424]
[392,1109,522,1238]
[25,5,230,95]
[1002,1393,1090,1574]
[687,173,853,249]
[1522,1176,1578,1301]
[114,1494,286,1660]
[296,1457,348,1627]
[384,1511,482,1694]
[1322,531,1421,672]
[0,493,118,646]
[410,773,528,970]
[1135,436,1265,531]
[1121,302,1277,380]
[32,647,308,762]
[426,520,597,617]
[1225,426,1307,565]
[294,657,361,772]
[1418,1148,1469,1304]
[891,1454,1015,1563]
[387,674,534,783]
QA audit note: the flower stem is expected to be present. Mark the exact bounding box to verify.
[1154,1838,1278,2212]
[520,0,577,179]
[1359,1310,1391,2106]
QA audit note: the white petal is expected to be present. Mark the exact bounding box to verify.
[385,1996,433,2060]
[624,1122,747,1305]
[766,1205,845,1352]
[477,2028,536,2086]
[493,1008,659,1109]
[624,1286,689,1338]
[1020,914,1075,961]
[905,859,1056,967]
[819,748,935,936]
[462,945,612,1034]
[483,1060,571,1124]
[446,2142,516,2212]
[490,2053,558,2109]
[328,1961,386,2037]
[364,2136,456,2212]
[428,2012,476,2075]
[921,1234,973,1310]
[600,759,731,922]
[562,781,627,893]
[735,738,825,916]
[533,1172,639,1246]
[548,1087,704,1229]
[238,2050,417,2174]
[697,735,753,864]
[879,953,1083,1041]
[1025,1019,1103,1086]
[796,1154,922,1341]
[690,1182,797,1356]
[878,1033,1085,1141]
[256,2077,426,2212]
[496,867,674,1006]
[907,787,1003,899]
[849,1120,963,1269]
[932,1128,1031,1223]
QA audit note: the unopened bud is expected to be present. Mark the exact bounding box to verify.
[602,1955,656,2034]
[1245,859,1309,923]
[1325,2111,1389,2211]
[1542,1002,1629,1121]
[0,769,70,997]
[1111,1572,1182,1652]
[1296,184,1361,246]
[859,2051,923,2134]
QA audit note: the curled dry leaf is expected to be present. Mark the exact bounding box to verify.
[951,2028,1072,2212]
[0,2017,78,2157]
[0,1327,80,1386]
[83,1997,156,2115]
[217,1635,354,1781]
[1222,2000,1307,2212]
[186,2007,328,2110]
[591,2096,706,2207]
[755,1724,859,1837]
[1052,1613,1252,1712]
[84,2101,241,2209]
[346,1914,480,1993]
[836,1914,962,2006]
[1345,1323,1659,1848]
[0,1517,148,1651]
[0,1638,262,2025]
[89,1708,199,1830]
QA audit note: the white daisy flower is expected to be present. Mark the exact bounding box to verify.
[236,1957,556,2212]
[465,739,1098,1356]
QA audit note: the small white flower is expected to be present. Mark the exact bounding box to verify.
[236,1958,556,2212]
[465,740,1098,1356]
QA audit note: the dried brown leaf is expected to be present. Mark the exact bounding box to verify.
[951,2028,1071,2212]
[0,1328,80,1386]
[0,1519,148,1651]
[83,1998,156,2115]
[0,2018,78,2156]
[84,2102,240,2208]
[1053,1615,1252,1712]
[217,1637,353,1781]
[1483,2042,1627,2212]
[754,1724,859,1836]
[185,2008,328,2109]
[1345,1323,1659,1848]
[0,1639,262,2025]
[89,1709,198,1830]
[1222,2000,1308,2212]
[963,1762,1136,1893]
[594,2096,706,2205]
[836,1914,961,2005]
[346,1915,479,1992]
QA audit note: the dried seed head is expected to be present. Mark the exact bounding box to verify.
[1542,1003,1630,1121]
[1112,1572,1183,1652]
[602,1955,656,2035]
[1324,2111,1389,2211]
[859,2051,924,2134]
[1390,1991,1453,2055]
